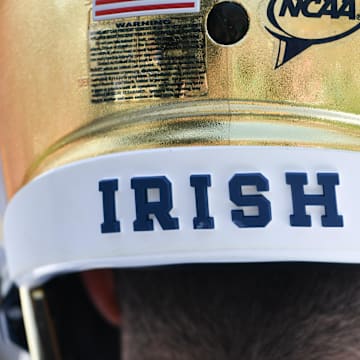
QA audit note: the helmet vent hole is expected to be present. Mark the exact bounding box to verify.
[206,1,249,46]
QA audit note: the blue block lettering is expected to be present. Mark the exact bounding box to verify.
[229,173,271,228]
[190,175,215,229]
[279,0,355,19]
[132,176,179,231]
[286,172,343,227]
[99,179,121,233]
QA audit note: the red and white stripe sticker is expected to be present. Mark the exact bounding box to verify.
[93,0,200,20]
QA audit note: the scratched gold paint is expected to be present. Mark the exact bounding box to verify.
[1,0,360,198]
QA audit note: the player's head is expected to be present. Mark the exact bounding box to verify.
[114,264,360,360]
[1,0,360,358]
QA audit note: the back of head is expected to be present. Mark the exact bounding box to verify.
[117,263,360,360]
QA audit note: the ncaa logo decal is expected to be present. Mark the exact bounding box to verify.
[265,0,360,68]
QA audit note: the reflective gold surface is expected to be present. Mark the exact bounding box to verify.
[1,0,360,197]
[20,287,61,360]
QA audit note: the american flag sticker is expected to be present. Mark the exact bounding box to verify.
[93,0,200,21]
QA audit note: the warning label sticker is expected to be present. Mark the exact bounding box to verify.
[89,18,207,103]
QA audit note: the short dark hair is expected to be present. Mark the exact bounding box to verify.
[116,263,360,360]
